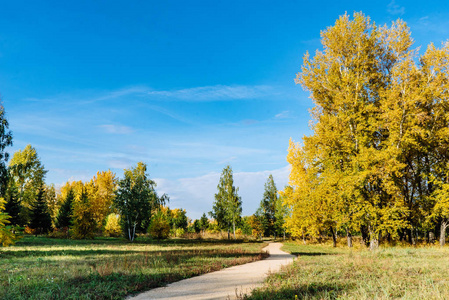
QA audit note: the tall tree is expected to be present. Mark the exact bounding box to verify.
[114,162,166,241]
[89,170,117,231]
[285,13,422,249]
[0,103,13,197]
[258,174,278,237]
[4,179,21,226]
[210,165,242,239]
[9,145,47,225]
[45,184,58,227]
[72,186,96,239]
[55,188,75,229]
[29,186,52,235]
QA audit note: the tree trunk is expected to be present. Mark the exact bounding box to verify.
[227,228,230,240]
[440,220,447,247]
[360,225,369,247]
[429,231,435,244]
[346,227,353,248]
[330,227,337,247]
[233,222,236,240]
[302,232,306,244]
[369,226,379,251]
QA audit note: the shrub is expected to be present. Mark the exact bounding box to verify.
[104,214,121,237]
[148,212,170,239]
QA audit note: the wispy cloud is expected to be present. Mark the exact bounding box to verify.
[387,0,405,15]
[147,85,274,101]
[17,84,283,107]
[275,110,291,119]
[99,124,134,134]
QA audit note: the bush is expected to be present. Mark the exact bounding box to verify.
[174,228,185,237]
[104,214,121,237]
[48,227,71,239]
[148,212,170,239]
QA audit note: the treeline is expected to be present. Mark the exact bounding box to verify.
[0,123,288,245]
[282,13,449,249]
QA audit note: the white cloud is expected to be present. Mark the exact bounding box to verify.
[154,165,290,220]
[99,124,134,134]
[387,0,405,15]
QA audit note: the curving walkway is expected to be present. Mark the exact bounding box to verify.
[127,242,295,300]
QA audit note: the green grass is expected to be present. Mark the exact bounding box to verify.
[0,236,268,300]
[246,241,449,300]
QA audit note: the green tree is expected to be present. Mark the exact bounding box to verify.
[29,186,52,235]
[9,145,47,225]
[4,179,21,226]
[55,188,75,229]
[0,103,13,198]
[171,208,188,230]
[210,165,242,239]
[114,162,166,241]
[199,212,209,234]
[258,174,278,237]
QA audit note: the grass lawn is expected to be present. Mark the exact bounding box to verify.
[0,236,267,300]
[247,241,449,300]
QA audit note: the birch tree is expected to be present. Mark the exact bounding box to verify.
[114,162,166,241]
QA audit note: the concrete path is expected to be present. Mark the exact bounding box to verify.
[127,242,295,300]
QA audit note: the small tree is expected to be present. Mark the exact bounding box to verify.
[29,187,52,235]
[199,213,209,234]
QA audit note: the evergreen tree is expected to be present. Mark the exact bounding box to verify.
[4,180,21,226]
[30,187,52,235]
[258,174,278,237]
[0,103,13,198]
[210,165,242,239]
[200,212,209,233]
[56,188,75,229]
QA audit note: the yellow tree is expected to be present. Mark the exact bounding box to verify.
[287,13,414,249]
[0,198,18,246]
[88,170,117,232]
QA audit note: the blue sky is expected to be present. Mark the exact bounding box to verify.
[1,0,449,219]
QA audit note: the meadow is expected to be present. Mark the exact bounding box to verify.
[246,240,449,300]
[0,236,267,300]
